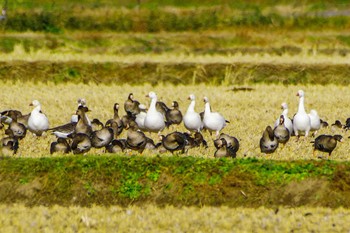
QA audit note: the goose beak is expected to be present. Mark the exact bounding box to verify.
[296,92,300,96]
[29,103,33,106]
[146,94,149,97]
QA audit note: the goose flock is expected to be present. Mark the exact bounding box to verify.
[0,90,347,158]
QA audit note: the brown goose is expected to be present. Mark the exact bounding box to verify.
[48,121,76,138]
[160,131,188,154]
[331,120,343,132]
[50,138,71,154]
[165,101,183,128]
[273,115,290,145]
[7,111,27,140]
[71,98,89,123]
[1,129,19,156]
[70,133,92,155]
[105,103,124,138]
[344,118,350,131]
[91,118,104,132]
[126,121,148,153]
[1,109,30,128]
[75,106,93,136]
[156,101,170,117]
[312,134,343,156]
[124,93,140,116]
[193,131,208,148]
[214,138,237,158]
[320,119,329,128]
[105,139,126,153]
[121,112,136,130]
[90,125,114,149]
[259,126,279,154]
[215,133,239,155]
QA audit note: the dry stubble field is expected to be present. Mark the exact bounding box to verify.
[0,82,349,160]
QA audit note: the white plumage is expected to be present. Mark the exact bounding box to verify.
[183,94,203,132]
[309,109,321,133]
[28,100,49,136]
[135,104,147,130]
[293,90,311,137]
[203,96,227,138]
[274,102,293,136]
[144,92,165,133]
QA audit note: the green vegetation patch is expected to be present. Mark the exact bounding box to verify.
[1,156,350,208]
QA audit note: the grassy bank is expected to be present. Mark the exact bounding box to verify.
[2,3,350,33]
[1,156,349,208]
[1,60,350,85]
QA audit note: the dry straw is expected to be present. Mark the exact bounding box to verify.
[1,82,349,160]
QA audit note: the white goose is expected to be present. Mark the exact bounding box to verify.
[274,102,293,136]
[203,96,228,138]
[308,109,321,135]
[135,104,147,131]
[144,92,165,133]
[28,100,50,136]
[183,94,203,132]
[293,90,311,138]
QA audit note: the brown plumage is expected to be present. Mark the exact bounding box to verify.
[7,111,27,140]
[105,139,126,153]
[166,101,183,128]
[50,138,71,154]
[1,129,19,156]
[214,138,237,158]
[273,115,290,144]
[91,118,104,132]
[90,126,114,148]
[156,101,170,117]
[1,109,30,129]
[160,131,188,154]
[124,93,140,116]
[75,106,93,136]
[70,133,92,154]
[259,126,279,154]
[48,122,76,138]
[105,103,124,138]
[126,121,148,153]
[312,134,343,156]
[215,133,239,155]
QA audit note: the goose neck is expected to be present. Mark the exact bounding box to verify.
[204,102,211,115]
[187,100,196,113]
[298,96,306,114]
[149,97,157,111]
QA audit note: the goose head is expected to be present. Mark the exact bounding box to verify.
[334,134,343,142]
[281,102,288,110]
[114,103,120,110]
[30,100,41,107]
[188,94,195,101]
[172,101,179,108]
[146,91,157,99]
[309,109,318,116]
[128,93,134,101]
[78,98,87,107]
[296,90,304,97]
[203,96,209,103]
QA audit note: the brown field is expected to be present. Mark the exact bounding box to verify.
[1,204,350,232]
[0,82,349,160]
